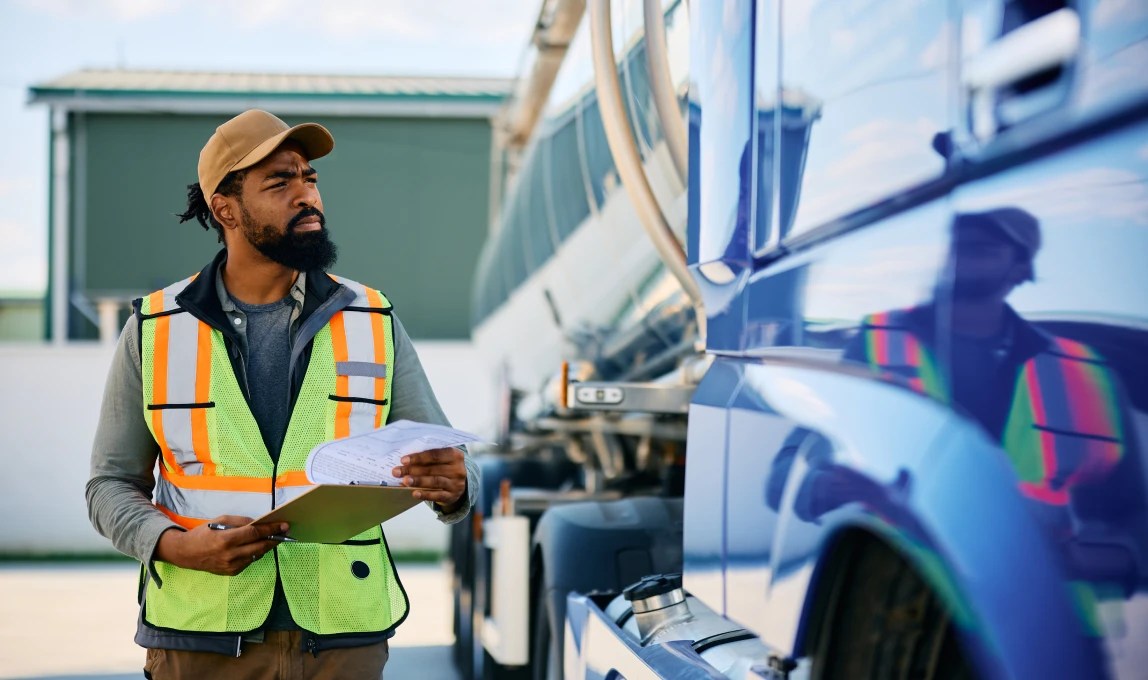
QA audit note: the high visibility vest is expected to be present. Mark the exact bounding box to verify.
[859,310,1125,506]
[137,273,409,636]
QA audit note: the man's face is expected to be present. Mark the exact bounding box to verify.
[945,226,1026,301]
[235,142,337,272]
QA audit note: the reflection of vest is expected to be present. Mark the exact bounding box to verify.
[138,273,408,636]
[860,311,1125,506]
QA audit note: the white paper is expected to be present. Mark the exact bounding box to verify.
[304,419,485,485]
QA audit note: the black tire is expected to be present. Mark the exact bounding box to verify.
[530,563,559,680]
[813,538,975,680]
[451,517,476,680]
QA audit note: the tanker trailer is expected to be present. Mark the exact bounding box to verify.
[450,2,817,678]
[452,1,699,678]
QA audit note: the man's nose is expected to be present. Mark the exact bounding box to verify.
[295,182,319,208]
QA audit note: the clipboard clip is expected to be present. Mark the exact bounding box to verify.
[349,480,393,486]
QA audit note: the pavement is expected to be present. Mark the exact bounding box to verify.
[0,561,461,680]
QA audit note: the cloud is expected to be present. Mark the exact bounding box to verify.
[1094,0,1148,29]
[17,0,531,48]
[957,167,1148,227]
[222,0,530,46]
[961,14,987,56]
[792,114,943,230]
[0,218,47,291]
[783,0,821,37]
[0,177,34,199]
[919,21,953,70]
[16,0,179,21]
[806,242,947,319]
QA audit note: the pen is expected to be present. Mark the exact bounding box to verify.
[206,522,297,543]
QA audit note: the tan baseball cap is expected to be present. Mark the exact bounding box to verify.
[198,109,335,198]
[954,207,1043,280]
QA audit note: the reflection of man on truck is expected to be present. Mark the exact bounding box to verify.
[845,208,1139,541]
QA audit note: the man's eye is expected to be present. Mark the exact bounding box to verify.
[306,177,318,184]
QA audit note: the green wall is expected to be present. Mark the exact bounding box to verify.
[71,111,492,339]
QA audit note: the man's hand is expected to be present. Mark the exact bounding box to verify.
[392,447,468,513]
[155,515,288,576]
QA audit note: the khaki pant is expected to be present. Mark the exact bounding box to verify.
[143,630,389,680]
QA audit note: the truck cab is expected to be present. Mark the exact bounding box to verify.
[457,1,1148,678]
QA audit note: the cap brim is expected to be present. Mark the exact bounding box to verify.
[230,122,335,175]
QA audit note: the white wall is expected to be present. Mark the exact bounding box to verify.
[0,340,496,556]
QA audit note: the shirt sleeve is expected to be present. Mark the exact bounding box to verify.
[86,317,181,566]
[386,314,479,525]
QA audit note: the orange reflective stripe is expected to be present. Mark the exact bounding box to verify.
[159,466,273,492]
[276,470,313,487]
[192,322,215,475]
[330,310,352,438]
[366,288,388,428]
[156,504,206,530]
[150,296,184,476]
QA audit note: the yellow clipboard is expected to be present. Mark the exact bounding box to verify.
[252,484,430,544]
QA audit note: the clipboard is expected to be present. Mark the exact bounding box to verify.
[252,484,431,543]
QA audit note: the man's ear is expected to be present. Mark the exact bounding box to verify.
[209,194,240,231]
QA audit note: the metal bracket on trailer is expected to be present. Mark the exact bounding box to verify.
[566,381,694,414]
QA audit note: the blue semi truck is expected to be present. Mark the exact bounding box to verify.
[453,1,1148,678]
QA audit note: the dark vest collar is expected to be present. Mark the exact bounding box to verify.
[174,248,344,339]
[903,303,1052,365]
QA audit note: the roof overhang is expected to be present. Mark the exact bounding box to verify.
[28,90,506,119]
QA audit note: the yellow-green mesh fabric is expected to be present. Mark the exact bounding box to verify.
[282,325,338,469]
[1002,372,1045,485]
[208,329,273,476]
[139,297,157,437]
[278,320,408,634]
[145,550,276,631]
[139,280,406,635]
[279,525,409,634]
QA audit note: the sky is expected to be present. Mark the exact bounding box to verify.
[0,0,536,293]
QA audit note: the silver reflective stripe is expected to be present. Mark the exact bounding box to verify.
[332,276,385,435]
[155,478,272,521]
[159,309,204,473]
[275,485,316,507]
[150,276,208,475]
[336,361,388,378]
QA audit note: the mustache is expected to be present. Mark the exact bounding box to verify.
[288,207,326,231]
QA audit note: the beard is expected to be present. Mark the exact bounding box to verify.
[240,205,338,272]
[941,268,1014,302]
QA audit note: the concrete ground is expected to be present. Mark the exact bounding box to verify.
[0,561,461,680]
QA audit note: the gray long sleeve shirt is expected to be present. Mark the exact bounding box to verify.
[86,271,478,570]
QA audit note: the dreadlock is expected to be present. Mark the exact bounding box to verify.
[176,170,246,243]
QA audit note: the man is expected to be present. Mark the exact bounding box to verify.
[846,208,1131,522]
[87,109,479,679]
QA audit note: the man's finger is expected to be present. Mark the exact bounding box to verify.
[210,514,255,527]
[248,521,291,541]
[400,447,461,466]
[403,474,462,491]
[412,487,462,504]
[394,463,464,479]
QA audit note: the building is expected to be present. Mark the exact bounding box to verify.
[28,69,511,341]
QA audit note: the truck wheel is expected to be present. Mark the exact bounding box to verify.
[813,537,974,680]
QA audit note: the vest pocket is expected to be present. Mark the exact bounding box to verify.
[280,526,405,635]
[145,559,275,632]
[1028,426,1123,489]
